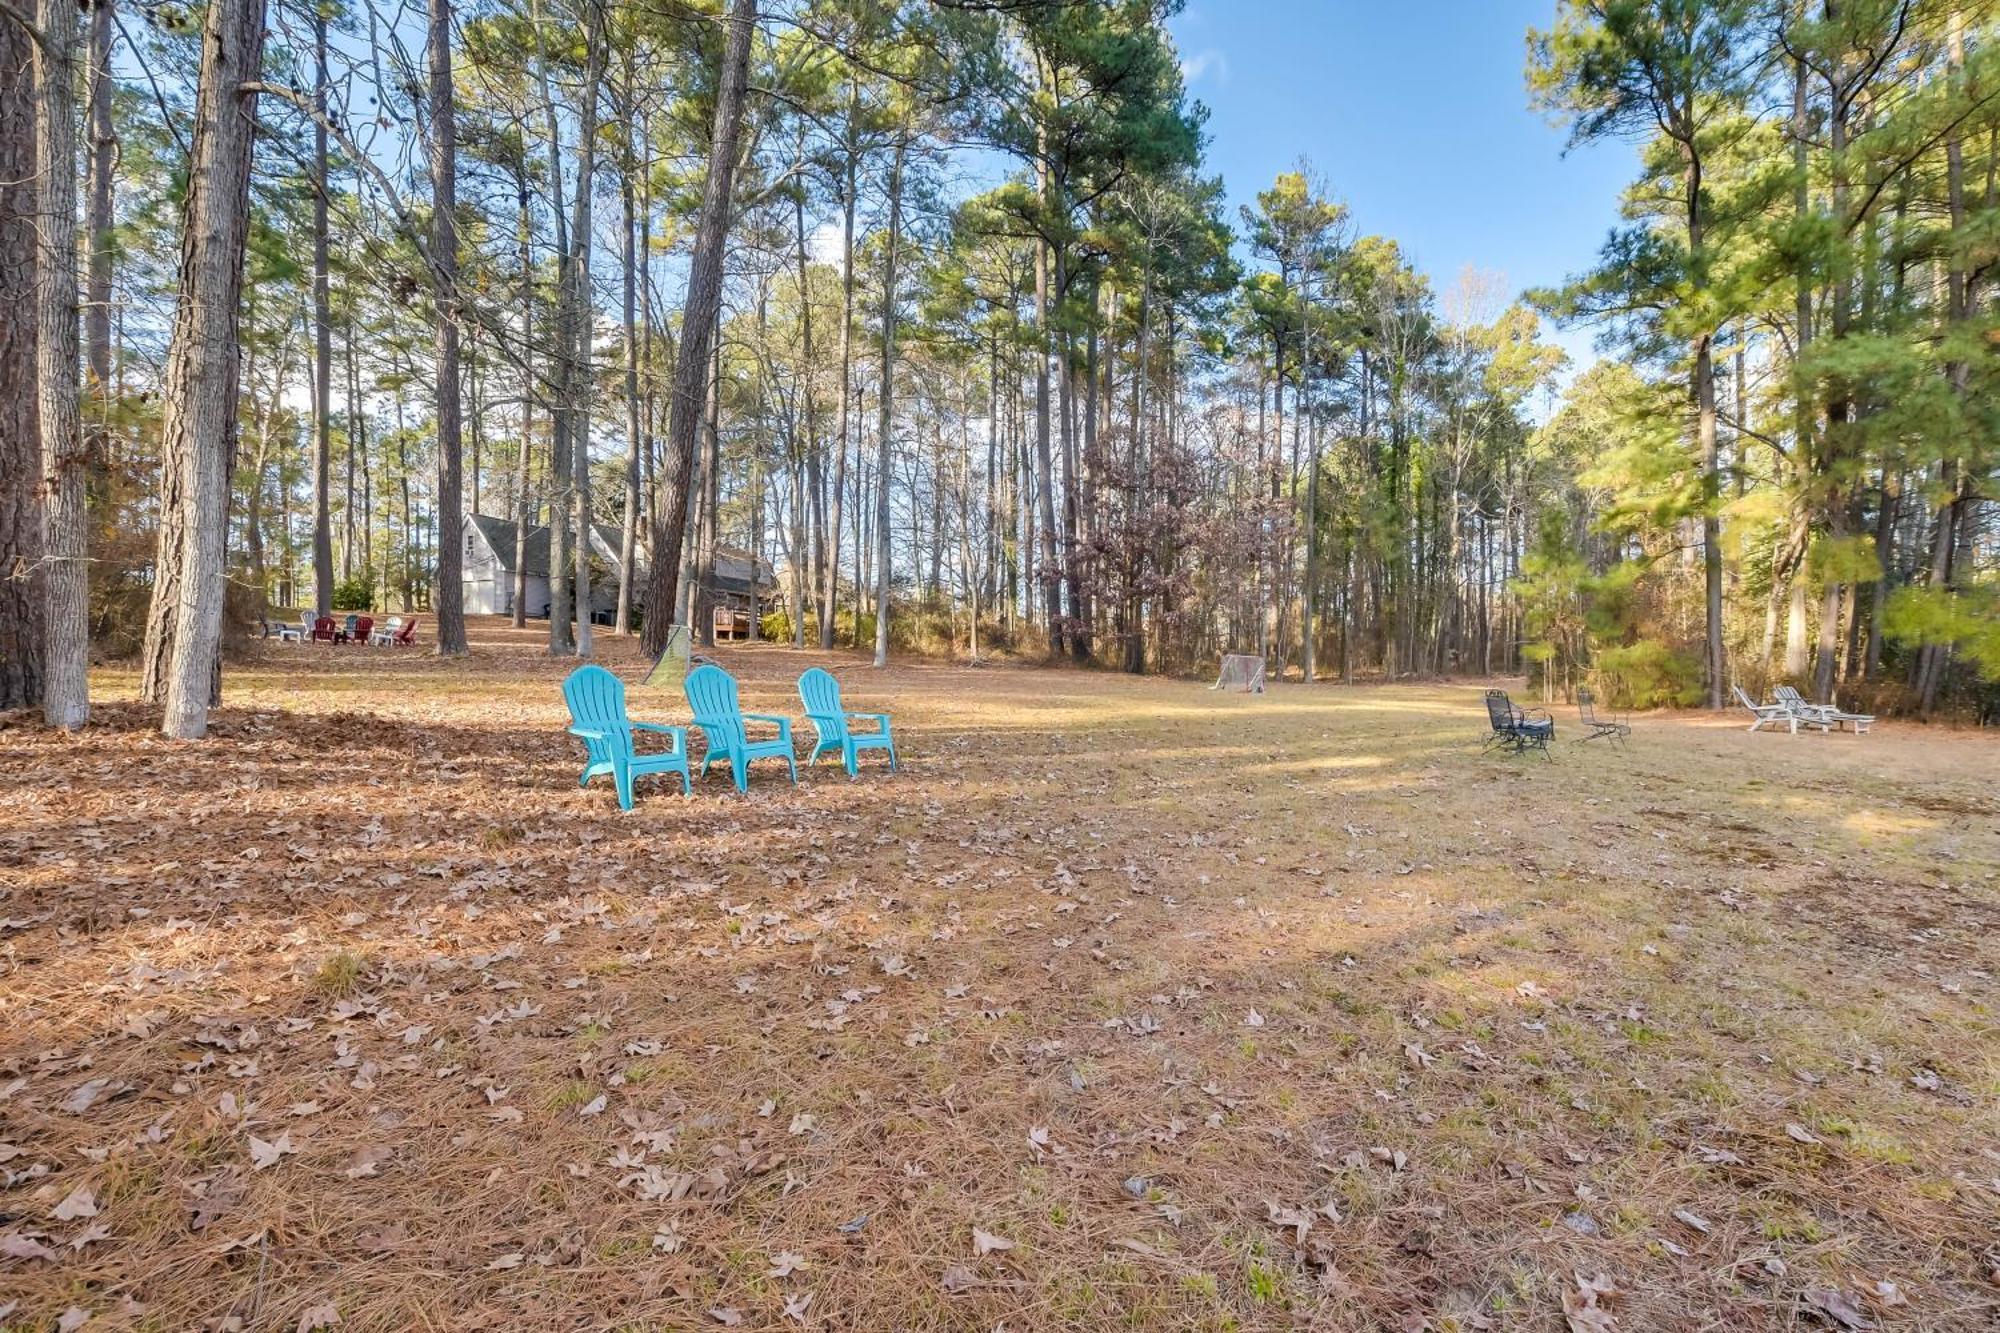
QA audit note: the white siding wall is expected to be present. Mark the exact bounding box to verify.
[459,519,624,621]
[462,523,506,616]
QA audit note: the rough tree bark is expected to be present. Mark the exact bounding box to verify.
[1032,232,1060,657]
[311,3,333,618]
[155,0,267,739]
[428,0,466,654]
[34,0,89,729]
[1679,112,1724,709]
[84,0,114,487]
[641,0,755,655]
[0,14,42,712]
[696,332,720,648]
[615,71,641,638]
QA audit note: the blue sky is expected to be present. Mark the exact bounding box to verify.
[1169,0,1639,379]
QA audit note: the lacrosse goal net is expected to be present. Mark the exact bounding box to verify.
[1211,653,1266,693]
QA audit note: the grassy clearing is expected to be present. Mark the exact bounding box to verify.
[1,618,1996,1330]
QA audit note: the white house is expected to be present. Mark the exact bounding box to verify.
[462,514,777,629]
[462,514,627,622]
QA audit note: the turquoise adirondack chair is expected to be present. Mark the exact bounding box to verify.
[797,667,898,777]
[685,663,797,792]
[562,665,692,808]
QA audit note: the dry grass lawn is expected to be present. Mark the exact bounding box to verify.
[2,617,1997,1332]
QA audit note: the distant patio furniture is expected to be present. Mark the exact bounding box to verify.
[311,616,340,644]
[1575,687,1630,747]
[1733,684,1807,734]
[341,614,360,643]
[370,616,403,646]
[350,615,374,645]
[1483,689,1553,758]
[563,664,691,808]
[387,616,419,647]
[686,663,796,792]
[274,615,308,643]
[1773,684,1873,734]
[797,667,898,777]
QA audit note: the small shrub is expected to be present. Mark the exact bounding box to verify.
[1592,639,1703,708]
[331,576,374,612]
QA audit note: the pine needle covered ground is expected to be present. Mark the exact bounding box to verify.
[2,619,1996,1332]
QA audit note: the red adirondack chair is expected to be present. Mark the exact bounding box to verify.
[311,616,339,643]
[390,616,420,647]
[351,615,374,645]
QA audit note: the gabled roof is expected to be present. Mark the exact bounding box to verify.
[467,514,776,593]
[469,514,628,579]
[708,548,778,594]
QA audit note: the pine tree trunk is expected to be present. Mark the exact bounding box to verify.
[872,140,906,669]
[821,126,855,651]
[564,8,603,659]
[0,15,43,712]
[1696,330,1724,706]
[512,172,533,627]
[532,0,573,653]
[1918,13,1971,718]
[1033,233,1060,657]
[851,396,866,641]
[83,0,114,498]
[428,0,466,654]
[310,7,333,619]
[1813,50,1858,708]
[674,353,709,633]
[615,86,641,638]
[696,331,720,649]
[642,0,755,655]
[1684,135,1724,709]
[1782,52,1813,689]
[34,0,89,730]
[1071,308,1096,663]
[792,176,823,646]
[468,328,482,516]
[157,0,267,739]
[342,275,355,580]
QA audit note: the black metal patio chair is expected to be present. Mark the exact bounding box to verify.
[1575,688,1631,748]
[1483,689,1554,758]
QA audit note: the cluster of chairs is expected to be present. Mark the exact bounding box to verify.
[562,663,897,808]
[1483,687,1633,759]
[1487,681,1874,758]
[1733,684,1874,734]
[276,613,420,647]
